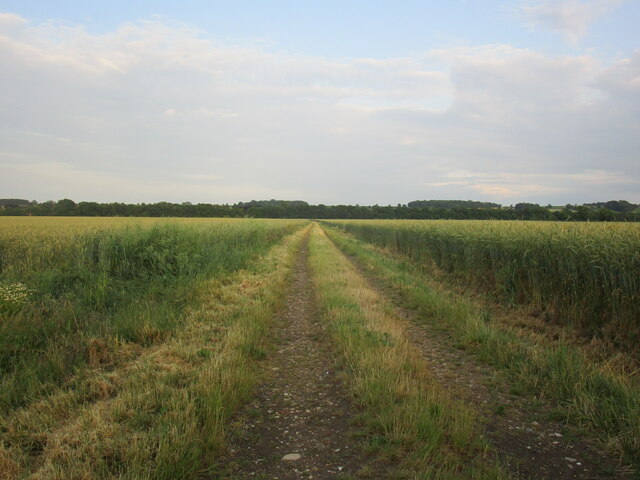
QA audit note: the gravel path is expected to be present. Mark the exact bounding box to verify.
[222,237,375,479]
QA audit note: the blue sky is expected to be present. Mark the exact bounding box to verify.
[2,0,638,59]
[0,1,638,204]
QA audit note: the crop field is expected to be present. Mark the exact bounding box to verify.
[1,217,639,479]
[325,220,640,352]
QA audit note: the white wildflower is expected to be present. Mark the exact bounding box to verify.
[0,282,34,313]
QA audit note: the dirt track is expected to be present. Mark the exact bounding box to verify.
[220,228,630,479]
[223,237,375,479]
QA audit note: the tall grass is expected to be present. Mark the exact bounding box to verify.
[325,220,640,353]
[0,218,305,413]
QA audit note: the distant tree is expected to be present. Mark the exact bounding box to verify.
[595,208,616,221]
[53,198,77,216]
[573,206,595,221]
[0,198,31,207]
[78,201,101,216]
[603,200,636,213]
[514,202,541,211]
[583,200,638,213]
[408,200,501,209]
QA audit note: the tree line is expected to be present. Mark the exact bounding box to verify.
[1,198,638,221]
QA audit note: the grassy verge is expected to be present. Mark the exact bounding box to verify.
[307,225,504,479]
[0,224,309,479]
[323,224,640,471]
[0,219,304,413]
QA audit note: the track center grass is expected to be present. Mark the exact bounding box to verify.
[308,224,504,480]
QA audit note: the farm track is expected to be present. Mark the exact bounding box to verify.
[221,234,377,480]
[3,220,635,479]
[327,228,632,480]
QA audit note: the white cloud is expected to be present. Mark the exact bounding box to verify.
[0,160,295,203]
[0,12,27,30]
[517,0,626,44]
[427,170,637,203]
[181,173,222,181]
[0,13,638,205]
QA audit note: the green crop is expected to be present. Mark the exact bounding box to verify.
[325,220,640,353]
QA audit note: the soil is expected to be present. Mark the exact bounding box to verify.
[220,237,378,479]
[337,240,634,480]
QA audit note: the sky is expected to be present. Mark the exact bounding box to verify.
[0,1,639,206]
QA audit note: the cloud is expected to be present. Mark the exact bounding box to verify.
[181,173,223,181]
[0,12,27,30]
[517,0,626,44]
[0,160,295,203]
[429,170,636,203]
[0,13,638,205]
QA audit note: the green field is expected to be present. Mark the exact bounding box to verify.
[1,217,638,479]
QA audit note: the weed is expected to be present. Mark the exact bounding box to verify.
[493,405,506,416]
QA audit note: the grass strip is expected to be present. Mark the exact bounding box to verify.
[0,225,309,479]
[308,225,504,480]
[323,224,640,472]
